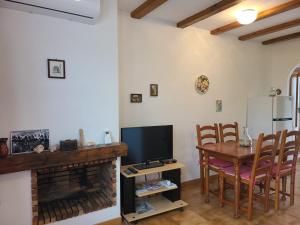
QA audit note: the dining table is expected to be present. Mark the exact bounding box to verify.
[196,141,257,218]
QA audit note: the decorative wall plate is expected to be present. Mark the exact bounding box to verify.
[195,75,209,94]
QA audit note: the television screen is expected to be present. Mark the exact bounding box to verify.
[121,125,173,165]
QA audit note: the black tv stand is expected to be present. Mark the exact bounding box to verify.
[133,161,164,170]
[121,162,188,223]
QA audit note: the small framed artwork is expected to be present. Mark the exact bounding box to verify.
[216,99,222,112]
[130,94,142,103]
[150,84,158,96]
[10,129,50,154]
[48,59,66,79]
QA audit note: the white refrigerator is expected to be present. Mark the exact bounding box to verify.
[247,96,293,138]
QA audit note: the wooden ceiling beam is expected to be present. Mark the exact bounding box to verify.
[177,0,244,29]
[131,0,168,19]
[262,31,300,45]
[239,18,300,41]
[211,0,300,35]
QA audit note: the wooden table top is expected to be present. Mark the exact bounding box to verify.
[197,142,257,159]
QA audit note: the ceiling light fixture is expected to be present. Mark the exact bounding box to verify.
[235,9,258,25]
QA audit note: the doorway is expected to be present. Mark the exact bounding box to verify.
[289,65,300,127]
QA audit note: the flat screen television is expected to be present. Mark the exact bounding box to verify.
[121,125,173,165]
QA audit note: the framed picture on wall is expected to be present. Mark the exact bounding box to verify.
[48,59,66,79]
[150,84,158,96]
[216,99,222,112]
[130,94,142,103]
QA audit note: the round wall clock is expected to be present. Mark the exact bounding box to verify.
[195,75,209,94]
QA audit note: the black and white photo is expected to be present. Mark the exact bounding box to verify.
[48,59,66,79]
[10,129,49,154]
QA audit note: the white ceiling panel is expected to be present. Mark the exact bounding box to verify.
[118,0,145,13]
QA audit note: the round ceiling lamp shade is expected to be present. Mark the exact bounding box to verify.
[235,9,258,25]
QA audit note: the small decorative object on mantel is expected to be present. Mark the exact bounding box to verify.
[48,59,66,79]
[130,94,142,103]
[0,138,9,158]
[104,130,112,144]
[216,99,222,112]
[195,75,209,94]
[60,139,78,151]
[79,128,85,148]
[49,144,58,152]
[10,129,49,154]
[87,141,97,146]
[33,144,44,154]
[150,84,158,96]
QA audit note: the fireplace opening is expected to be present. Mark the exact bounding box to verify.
[31,159,116,225]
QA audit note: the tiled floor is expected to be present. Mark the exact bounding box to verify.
[122,164,300,225]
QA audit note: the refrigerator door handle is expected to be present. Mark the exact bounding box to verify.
[273,118,293,121]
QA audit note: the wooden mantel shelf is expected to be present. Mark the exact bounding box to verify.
[0,142,127,175]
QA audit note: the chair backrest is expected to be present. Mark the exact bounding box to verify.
[276,129,300,175]
[250,132,281,183]
[196,124,219,146]
[219,122,239,143]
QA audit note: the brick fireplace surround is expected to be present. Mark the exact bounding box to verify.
[0,143,127,225]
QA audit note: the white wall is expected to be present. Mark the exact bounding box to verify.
[119,12,266,181]
[0,0,120,224]
[265,39,300,95]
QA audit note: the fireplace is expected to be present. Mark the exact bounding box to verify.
[0,143,127,225]
[32,159,116,224]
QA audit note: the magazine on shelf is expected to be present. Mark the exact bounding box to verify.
[136,201,154,214]
[136,180,177,195]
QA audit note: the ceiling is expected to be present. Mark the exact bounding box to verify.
[118,0,300,42]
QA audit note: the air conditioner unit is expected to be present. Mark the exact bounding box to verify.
[0,0,101,24]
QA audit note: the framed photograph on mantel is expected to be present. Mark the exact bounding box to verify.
[48,59,66,79]
[10,129,50,155]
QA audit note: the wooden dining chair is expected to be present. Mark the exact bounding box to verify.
[272,129,300,211]
[219,131,281,220]
[219,122,239,143]
[196,124,232,196]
